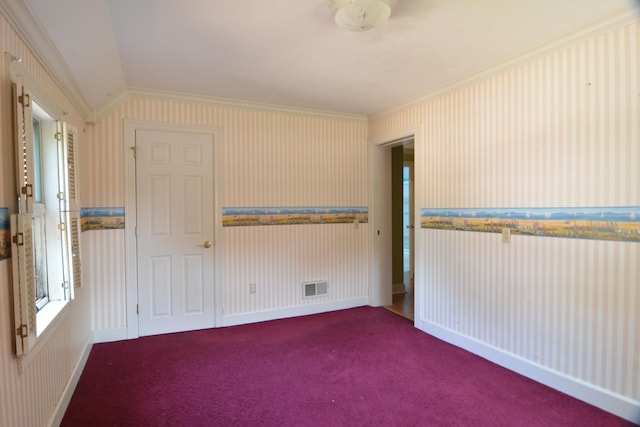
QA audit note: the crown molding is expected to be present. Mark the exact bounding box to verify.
[86,88,130,124]
[91,87,368,123]
[1,0,365,125]
[371,8,639,120]
[0,0,92,120]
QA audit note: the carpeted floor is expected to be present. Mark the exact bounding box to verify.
[62,307,634,426]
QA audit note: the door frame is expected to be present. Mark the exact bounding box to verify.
[123,120,223,339]
[404,157,415,291]
[368,124,421,309]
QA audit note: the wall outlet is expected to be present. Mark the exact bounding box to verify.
[249,283,256,294]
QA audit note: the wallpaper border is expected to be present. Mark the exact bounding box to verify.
[421,207,640,242]
[81,207,125,232]
[0,208,9,260]
[80,206,370,230]
[222,206,368,227]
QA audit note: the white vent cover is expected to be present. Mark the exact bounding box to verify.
[303,281,328,298]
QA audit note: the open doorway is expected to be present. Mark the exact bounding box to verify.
[369,127,418,314]
[386,142,415,320]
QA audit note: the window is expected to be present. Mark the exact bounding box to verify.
[32,118,43,203]
[32,117,49,312]
[10,74,82,357]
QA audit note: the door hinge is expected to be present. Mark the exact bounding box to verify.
[19,93,30,107]
[61,281,69,289]
[136,304,139,315]
[12,232,24,246]
[130,146,136,158]
[58,222,67,231]
[54,131,62,141]
[57,192,65,200]
[21,184,33,197]
[16,324,28,338]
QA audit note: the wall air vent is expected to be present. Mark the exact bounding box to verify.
[303,281,328,299]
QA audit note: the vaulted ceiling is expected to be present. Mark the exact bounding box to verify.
[15,0,639,116]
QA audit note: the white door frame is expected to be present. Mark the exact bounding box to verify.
[368,124,421,309]
[123,120,223,339]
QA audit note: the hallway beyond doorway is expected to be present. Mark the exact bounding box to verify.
[385,284,414,321]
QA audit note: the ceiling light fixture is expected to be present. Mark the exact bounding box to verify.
[334,0,392,32]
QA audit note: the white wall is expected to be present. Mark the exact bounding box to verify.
[370,18,640,422]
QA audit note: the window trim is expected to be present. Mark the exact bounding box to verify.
[17,301,70,373]
[10,60,81,365]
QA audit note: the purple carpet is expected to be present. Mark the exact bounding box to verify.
[62,307,633,426]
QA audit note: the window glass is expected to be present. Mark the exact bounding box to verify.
[32,118,43,203]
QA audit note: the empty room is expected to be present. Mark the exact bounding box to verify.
[0,0,638,425]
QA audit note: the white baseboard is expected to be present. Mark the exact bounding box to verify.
[92,327,129,343]
[48,332,93,427]
[416,318,640,424]
[93,299,370,339]
[221,297,369,327]
[392,283,406,295]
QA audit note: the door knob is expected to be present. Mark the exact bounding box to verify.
[203,240,212,248]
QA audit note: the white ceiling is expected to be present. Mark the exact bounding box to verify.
[23,0,637,116]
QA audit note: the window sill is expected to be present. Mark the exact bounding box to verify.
[36,300,68,336]
[18,300,70,373]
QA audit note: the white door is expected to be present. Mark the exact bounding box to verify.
[136,129,215,336]
[370,143,392,306]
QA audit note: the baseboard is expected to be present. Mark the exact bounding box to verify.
[392,283,406,295]
[48,332,93,427]
[93,300,371,338]
[221,297,369,327]
[92,327,129,343]
[416,319,640,424]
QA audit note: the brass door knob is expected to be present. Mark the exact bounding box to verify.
[203,240,212,248]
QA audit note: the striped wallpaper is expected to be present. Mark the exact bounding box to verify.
[1,4,638,426]
[370,19,639,418]
[0,10,93,427]
[87,97,370,333]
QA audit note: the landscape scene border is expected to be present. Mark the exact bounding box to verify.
[421,206,640,242]
[222,206,368,227]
